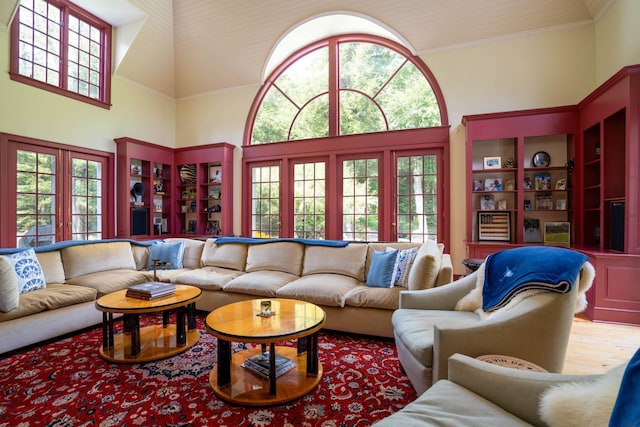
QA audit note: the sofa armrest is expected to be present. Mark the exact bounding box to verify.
[447,354,602,426]
[434,253,453,286]
[398,272,476,310]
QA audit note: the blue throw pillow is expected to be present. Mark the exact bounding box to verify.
[609,347,640,426]
[3,248,46,293]
[146,241,185,270]
[366,249,398,288]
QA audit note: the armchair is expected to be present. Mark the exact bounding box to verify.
[392,249,593,394]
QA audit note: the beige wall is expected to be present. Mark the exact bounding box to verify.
[2,1,639,273]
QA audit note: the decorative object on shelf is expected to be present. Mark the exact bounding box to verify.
[595,142,600,156]
[534,173,551,190]
[536,193,553,210]
[544,222,570,247]
[131,165,140,175]
[179,164,197,184]
[209,189,221,199]
[187,219,197,233]
[504,179,515,191]
[497,199,507,210]
[532,151,551,167]
[189,201,197,212]
[473,180,483,191]
[130,182,145,205]
[565,158,574,174]
[524,199,532,210]
[503,157,516,169]
[181,190,189,200]
[211,204,221,212]
[555,178,566,190]
[480,194,495,210]
[181,205,188,213]
[206,220,220,235]
[478,212,511,242]
[483,156,501,169]
[209,165,222,184]
[484,178,502,191]
[523,218,542,243]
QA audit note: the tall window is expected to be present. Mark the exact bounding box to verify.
[250,164,281,238]
[1,133,114,248]
[244,35,449,245]
[10,0,112,108]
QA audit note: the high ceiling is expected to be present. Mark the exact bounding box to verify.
[1,0,613,99]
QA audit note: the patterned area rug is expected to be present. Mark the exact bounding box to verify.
[0,314,416,426]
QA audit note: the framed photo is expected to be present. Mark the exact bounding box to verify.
[523,218,542,243]
[478,212,511,241]
[209,165,222,184]
[496,199,507,210]
[480,194,495,210]
[473,180,483,191]
[524,177,533,190]
[555,178,567,190]
[483,156,502,169]
[536,193,553,210]
[556,199,567,210]
[544,222,570,247]
[484,178,502,191]
[534,173,551,190]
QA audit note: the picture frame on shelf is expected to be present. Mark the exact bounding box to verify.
[523,218,542,243]
[524,177,533,190]
[555,178,567,190]
[209,189,221,199]
[496,199,507,210]
[483,156,502,169]
[556,199,567,210]
[536,193,553,210]
[544,222,570,247]
[484,178,502,191]
[480,194,495,210]
[534,173,551,190]
[478,212,511,242]
[524,199,532,210]
[209,165,222,184]
[504,179,515,191]
[473,180,483,191]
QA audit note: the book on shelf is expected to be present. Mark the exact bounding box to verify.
[126,282,176,300]
[242,352,296,379]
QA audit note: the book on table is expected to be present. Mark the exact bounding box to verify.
[126,282,176,300]
[242,352,296,379]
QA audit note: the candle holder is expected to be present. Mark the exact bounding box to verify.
[257,300,275,317]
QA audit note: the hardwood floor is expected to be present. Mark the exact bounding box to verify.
[563,315,640,375]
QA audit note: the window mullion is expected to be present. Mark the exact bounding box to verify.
[328,39,339,137]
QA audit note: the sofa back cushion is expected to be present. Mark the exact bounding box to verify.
[35,250,66,284]
[131,244,150,271]
[61,242,136,280]
[302,243,368,281]
[407,240,443,290]
[164,238,205,269]
[245,242,304,275]
[201,239,247,271]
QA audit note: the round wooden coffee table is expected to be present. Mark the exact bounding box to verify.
[95,284,202,363]
[205,298,326,406]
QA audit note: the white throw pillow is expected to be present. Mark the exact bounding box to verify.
[0,256,19,312]
[3,249,46,294]
[386,246,418,287]
[539,363,627,427]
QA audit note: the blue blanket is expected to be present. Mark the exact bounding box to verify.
[213,237,349,247]
[609,347,640,426]
[482,246,588,312]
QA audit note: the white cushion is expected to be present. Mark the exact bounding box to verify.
[200,239,247,271]
[61,242,136,279]
[245,242,304,275]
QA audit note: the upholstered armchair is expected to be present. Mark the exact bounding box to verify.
[392,246,594,394]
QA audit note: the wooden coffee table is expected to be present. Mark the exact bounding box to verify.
[95,284,202,363]
[205,298,326,406]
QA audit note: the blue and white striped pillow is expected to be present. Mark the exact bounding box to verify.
[387,246,419,287]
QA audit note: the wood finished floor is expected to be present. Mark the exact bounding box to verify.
[563,315,640,375]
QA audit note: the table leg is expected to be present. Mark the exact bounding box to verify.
[268,342,276,396]
[297,336,307,354]
[187,303,197,331]
[163,310,170,328]
[306,332,319,375]
[101,312,115,350]
[124,314,141,357]
[176,306,186,346]
[217,339,231,386]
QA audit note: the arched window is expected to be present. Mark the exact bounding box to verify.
[243,34,450,246]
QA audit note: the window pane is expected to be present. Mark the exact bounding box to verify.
[342,158,379,241]
[251,165,280,238]
[293,162,326,239]
[396,154,438,242]
[275,48,327,107]
[340,91,386,135]
[253,87,299,144]
[290,95,329,140]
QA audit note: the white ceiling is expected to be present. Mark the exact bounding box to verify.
[1,0,613,99]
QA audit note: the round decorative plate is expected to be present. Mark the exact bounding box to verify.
[532,151,551,167]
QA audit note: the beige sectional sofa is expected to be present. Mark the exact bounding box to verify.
[0,237,452,355]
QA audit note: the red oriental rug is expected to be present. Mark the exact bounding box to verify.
[0,314,416,426]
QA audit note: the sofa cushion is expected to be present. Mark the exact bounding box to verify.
[35,251,66,284]
[201,240,247,271]
[143,268,192,283]
[375,379,531,427]
[171,267,244,290]
[302,243,368,281]
[388,246,419,287]
[131,244,150,271]
[146,241,185,270]
[365,242,419,282]
[224,271,300,297]
[344,285,401,310]
[61,242,136,279]
[2,249,46,293]
[245,242,304,276]
[407,240,443,291]
[164,238,204,269]
[391,308,480,366]
[65,269,148,297]
[366,249,397,288]
[0,283,97,323]
[276,274,360,307]
[0,257,19,312]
